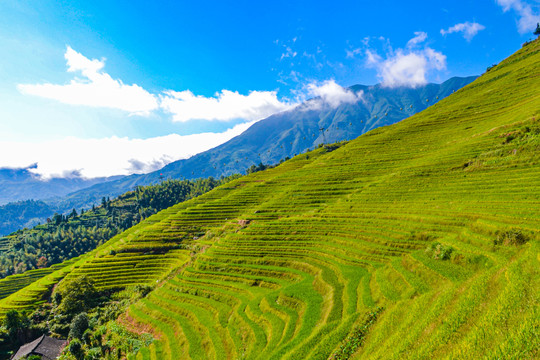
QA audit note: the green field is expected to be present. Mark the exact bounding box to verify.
[2,39,539,359]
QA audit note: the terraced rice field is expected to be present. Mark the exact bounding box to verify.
[0,259,78,300]
[3,40,540,359]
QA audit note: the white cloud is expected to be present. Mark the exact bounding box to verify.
[18,47,158,115]
[160,89,293,122]
[294,80,362,111]
[18,46,299,123]
[0,121,254,179]
[305,80,362,108]
[366,33,447,88]
[345,48,362,59]
[441,22,486,41]
[280,46,297,60]
[365,49,382,65]
[496,0,540,34]
[406,31,428,47]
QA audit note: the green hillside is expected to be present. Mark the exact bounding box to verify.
[0,177,237,281]
[2,40,539,359]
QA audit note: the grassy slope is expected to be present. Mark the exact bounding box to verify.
[2,40,539,359]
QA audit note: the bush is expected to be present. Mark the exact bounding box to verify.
[54,276,99,317]
[134,284,153,298]
[85,347,102,359]
[69,313,89,340]
[494,229,530,246]
[425,242,454,260]
[67,339,84,360]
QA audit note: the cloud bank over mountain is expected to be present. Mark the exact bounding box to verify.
[11,47,375,179]
[0,121,255,179]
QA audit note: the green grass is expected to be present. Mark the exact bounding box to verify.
[2,39,540,359]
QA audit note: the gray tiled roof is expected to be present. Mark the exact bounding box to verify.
[11,335,67,360]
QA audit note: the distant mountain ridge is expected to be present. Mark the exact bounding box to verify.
[0,200,52,236]
[0,165,121,206]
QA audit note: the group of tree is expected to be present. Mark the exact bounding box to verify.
[0,176,239,278]
[0,274,152,359]
[245,162,275,175]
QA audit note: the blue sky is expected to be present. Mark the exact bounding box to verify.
[0,0,539,178]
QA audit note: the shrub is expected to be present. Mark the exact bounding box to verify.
[69,312,89,340]
[133,284,153,298]
[54,276,99,317]
[494,229,530,246]
[425,242,454,260]
[67,339,84,360]
[85,347,102,359]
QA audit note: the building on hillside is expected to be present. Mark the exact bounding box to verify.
[11,335,67,360]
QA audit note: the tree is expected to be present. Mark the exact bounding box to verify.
[69,312,89,340]
[535,23,540,36]
[54,275,99,317]
[52,213,63,225]
[4,310,22,342]
[37,256,48,268]
[3,310,29,344]
[67,339,84,360]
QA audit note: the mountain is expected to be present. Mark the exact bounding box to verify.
[0,168,122,235]
[59,76,476,210]
[0,200,53,236]
[0,164,121,206]
[0,40,537,360]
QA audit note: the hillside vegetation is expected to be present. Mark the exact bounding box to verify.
[2,40,539,359]
[0,177,237,282]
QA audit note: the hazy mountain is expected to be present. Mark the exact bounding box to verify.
[0,164,121,206]
[0,200,53,236]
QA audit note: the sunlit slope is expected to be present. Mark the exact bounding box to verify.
[2,40,538,358]
[115,41,539,359]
